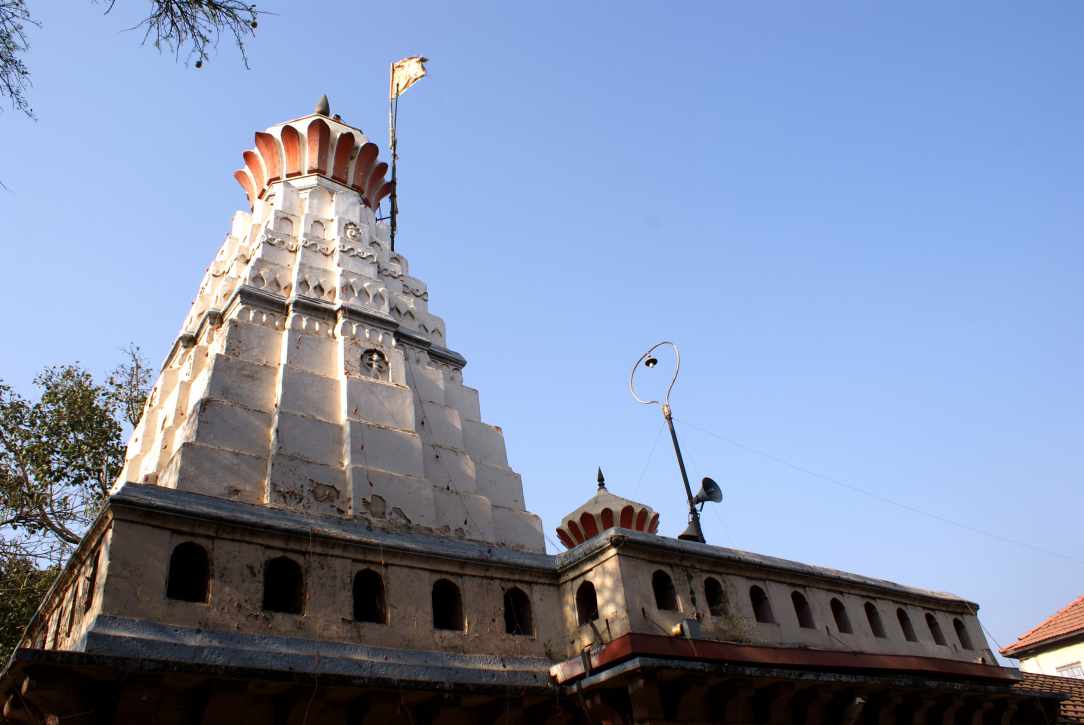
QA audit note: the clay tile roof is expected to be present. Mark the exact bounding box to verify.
[1002,595,1084,658]
[1015,672,1084,724]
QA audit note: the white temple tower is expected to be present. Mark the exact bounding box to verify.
[118,99,544,552]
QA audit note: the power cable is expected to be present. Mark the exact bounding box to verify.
[631,421,666,496]
[674,417,1084,568]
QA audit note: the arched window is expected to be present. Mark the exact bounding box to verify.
[503,587,533,636]
[926,613,947,645]
[953,617,973,650]
[652,570,678,611]
[432,579,464,631]
[705,577,727,617]
[166,542,210,603]
[897,608,918,642]
[353,569,386,624]
[274,216,294,235]
[750,585,775,624]
[262,556,304,614]
[361,349,389,381]
[576,581,599,626]
[791,591,815,629]
[865,602,886,638]
[831,598,853,634]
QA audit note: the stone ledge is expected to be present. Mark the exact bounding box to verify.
[82,615,553,688]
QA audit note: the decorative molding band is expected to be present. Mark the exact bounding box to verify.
[338,303,399,332]
[290,294,337,318]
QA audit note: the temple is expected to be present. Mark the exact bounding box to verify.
[0,99,1072,724]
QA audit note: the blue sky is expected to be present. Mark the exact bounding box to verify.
[2,1,1081,659]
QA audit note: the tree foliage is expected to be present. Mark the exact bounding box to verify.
[1,0,261,117]
[0,555,57,661]
[0,345,150,566]
[0,1,34,117]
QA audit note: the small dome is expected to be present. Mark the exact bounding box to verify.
[555,469,658,549]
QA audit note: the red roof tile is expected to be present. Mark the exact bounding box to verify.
[1002,595,1084,658]
[1015,672,1084,724]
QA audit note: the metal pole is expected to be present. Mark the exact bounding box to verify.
[662,403,704,543]
[389,82,399,252]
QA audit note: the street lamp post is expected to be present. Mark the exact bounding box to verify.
[629,341,714,543]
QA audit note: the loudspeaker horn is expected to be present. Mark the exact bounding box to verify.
[693,477,722,506]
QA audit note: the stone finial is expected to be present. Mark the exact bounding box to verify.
[315,94,330,116]
[597,467,606,490]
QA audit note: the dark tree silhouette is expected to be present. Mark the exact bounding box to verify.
[0,0,261,117]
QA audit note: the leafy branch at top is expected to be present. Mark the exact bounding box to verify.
[103,0,260,69]
[0,1,263,119]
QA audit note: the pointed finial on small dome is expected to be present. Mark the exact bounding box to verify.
[597,467,606,490]
[315,95,330,116]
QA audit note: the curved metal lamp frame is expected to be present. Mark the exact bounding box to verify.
[629,340,681,408]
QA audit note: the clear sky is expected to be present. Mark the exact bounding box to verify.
[2,1,1081,661]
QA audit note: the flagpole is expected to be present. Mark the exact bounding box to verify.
[388,64,399,252]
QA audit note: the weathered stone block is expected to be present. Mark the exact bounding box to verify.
[433,488,494,543]
[281,328,337,376]
[204,355,278,413]
[492,506,545,553]
[170,441,266,503]
[345,377,414,430]
[462,420,508,467]
[219,319,282,367]
[416,401,464,450]
[274,411,342,467]
[267,453,348,516]
[407,362,444,405]
[279,367,340,423]
[443,382,481,423]
[351,467,436,528]
[475,462,525,510]
[187,399,272,457]
[423,444,477,494]
[347,422,424,478]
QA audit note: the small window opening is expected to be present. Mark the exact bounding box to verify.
[953,617,973,650]
[65,588,78,637]
[705,577,727,617]
[362,349,389,381]
[576,581,599,626]
[353,569,386,624]
[652,570,679,611]
[926,613,947,645]
[167,542,210,603]
[831,598,853,634]
[83,552,99,612]
[791,591,815,629]
[897,608,918,642]
[262,556,304,614]
[432,579,464,631]
[503,587,533,636]
[865,602,886,638]
[750,585,775,624]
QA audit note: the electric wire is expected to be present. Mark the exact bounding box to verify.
[631,420,666,496]
[673,416,1084,568]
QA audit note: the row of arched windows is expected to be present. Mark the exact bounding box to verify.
[746,583,974,650]
[166,542,534,635]
[571,569,974,653]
